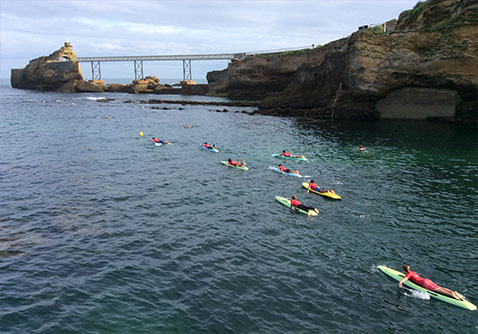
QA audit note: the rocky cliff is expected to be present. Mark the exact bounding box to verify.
[207,0,478,122]
[11,44,206,95]
[11,42,91,92]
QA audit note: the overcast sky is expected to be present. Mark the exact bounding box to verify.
[0,0,418,81]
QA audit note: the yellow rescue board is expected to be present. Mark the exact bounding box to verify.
[302,182,341,200]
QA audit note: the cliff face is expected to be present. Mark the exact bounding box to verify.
[11,42,106,93]
[207,0,478,121]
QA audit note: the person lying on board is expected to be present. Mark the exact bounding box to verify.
[152,137,170,144]
[307,180,336,195]
[398,265,463,300]
[279,150,306,159]
[202,142,216,149]
[278,164,299,175]
[359,145,367,151]
[290,195,319,219]
[227,158,246,167]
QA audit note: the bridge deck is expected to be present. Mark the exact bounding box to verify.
[77,53,244,62]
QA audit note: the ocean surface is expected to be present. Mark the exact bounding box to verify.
[0,82,477,333]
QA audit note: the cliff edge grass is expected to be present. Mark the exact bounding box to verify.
[207,0,478,122]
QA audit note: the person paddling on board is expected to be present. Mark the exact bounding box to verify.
[398,265,463,300]
[279,150,306,159]
[227,158,246,167]
[290,195,319,219]
[359,145,366,152]
[152,137,170,144]
[278,164,299,175]
[307,179,336,195]
[202,142,216,149]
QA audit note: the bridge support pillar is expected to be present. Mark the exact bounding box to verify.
[134,60,144,80]
[183,59,192,82]
[91,61,101,80]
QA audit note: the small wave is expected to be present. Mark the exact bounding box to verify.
[86,97,107,101]
[370,264,380,273]
[405,288,430,300]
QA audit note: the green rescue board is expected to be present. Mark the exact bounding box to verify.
[378,265,476,311]
[271,154,307,161]
[275,196,318,216]
[302,182,341,200]
[220,161,249,170]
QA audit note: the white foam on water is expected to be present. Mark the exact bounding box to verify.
[405,288,430,300]
[370,264,380,273]
[86,97,106,101]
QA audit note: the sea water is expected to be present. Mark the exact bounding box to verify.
[0,82,477,333]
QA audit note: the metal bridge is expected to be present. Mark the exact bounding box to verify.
[76,46,312,82]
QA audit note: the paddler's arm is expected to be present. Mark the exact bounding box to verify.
[307,184,311,193]
[398,276,409,288]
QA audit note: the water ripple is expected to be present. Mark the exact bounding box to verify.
[0,86,477,333]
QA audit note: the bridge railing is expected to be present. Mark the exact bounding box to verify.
[77,53,239,62]
[76,46,314,81]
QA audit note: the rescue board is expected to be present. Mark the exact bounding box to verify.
[275,196,318,216]
[378,265,476,311]
[302,182,341,200]
[221,161,248,170]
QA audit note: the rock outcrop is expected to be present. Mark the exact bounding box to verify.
[11,42,107,93]
[207,0,478,122]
